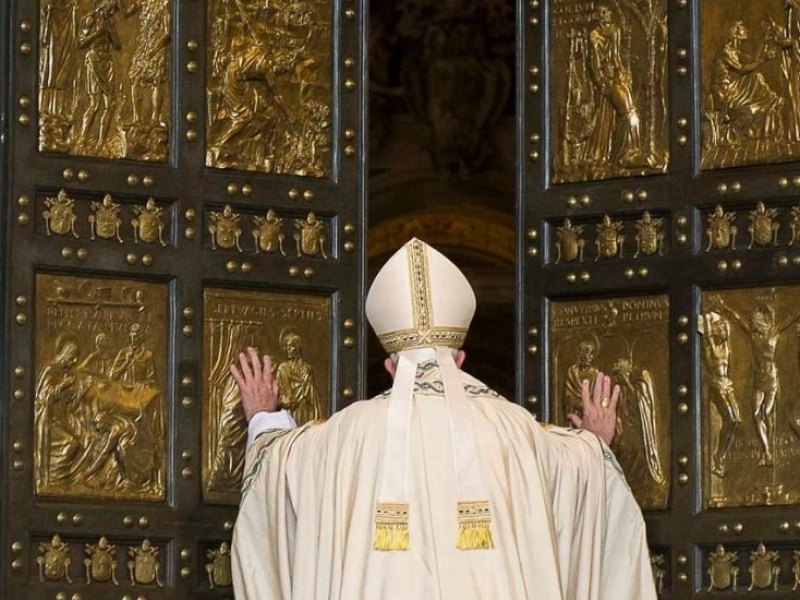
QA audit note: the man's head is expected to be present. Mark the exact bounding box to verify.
[576,340,596,366]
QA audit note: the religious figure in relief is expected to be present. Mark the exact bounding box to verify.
[277,329,323,425]
[699,312,741,478]
[562,340,599,418]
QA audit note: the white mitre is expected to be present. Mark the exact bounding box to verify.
[366,238,476,353]
[366,239,492,553]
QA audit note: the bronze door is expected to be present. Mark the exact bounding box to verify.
[1,0,366,597]
[521,0,800,597]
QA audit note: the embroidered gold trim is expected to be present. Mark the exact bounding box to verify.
[456,500,494,550]
[377,326,468,353]
[373,502,410,551]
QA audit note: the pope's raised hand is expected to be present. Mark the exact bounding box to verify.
[230,346,280,422]
[567,371,619,446]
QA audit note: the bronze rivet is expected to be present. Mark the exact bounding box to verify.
[181,396,193,409]
[142,175,154,187]
[677,554,688,565]
[62,168,75,181]
[185,208,196,221]
[731,181,741,192]
[342,337,355,349]
[19,20,31,32]
[730,259,741,271]
[16,213,30,226]
[566,273,577,283]
[530,133,540,143]
[678,454,688,467]
[242,184,253,196]
[57,594,68,600]
[138,516,149,528]
[182,324,194,337]
[527,228,538,239]
[566,196,578,208]
[123,515,134,527]
[344,222,356,234]
[186,60,199,73]
[13,389,24,400]
[678,402,689,414]
[676,215,687,227]
[677,233,688,245]
[180,548,191,561]
[185,111,198,123]
[778,255,789,267]
[61,247,74,260]
[344,57,356,68]
[181,467,192,479]
[184,227,196,239]
[794,255,800,266]
[289,266,300,277]
[226,260,238,273]
[57,512,68,524]
[345,8,356,18]
[343,318,355,329]
[677,66,687,76]
[19,42,32,55]
[224,520,234,531]
[527,396,538,405]
[12,459,23,471]
[12,441,23,452]
[17,113,31,126]
[678,385,688,396]
[182,307,195,319]
[678,473,689,485]
[72,514,83,526]
[527,345,538,355]
[241,262,253,274]
[126,253,138,265]
[182,450,192,461]
[344,78,356,90]
[529,150,540,162]
[17,195,29,207]
[677,134,688,146]
[716,183,727,194]
[717,260,728,273]
[529,83,539,94]
[15,313,27,325]
[76,248,88,261]
[677,117,688,129]
[187,39,198,51]
[11,559,23,572]
[227,183,238,196]
[678,0,687,6]
[345,145,356,157]
[732,523,743,534]
[342,387,355,398]
[288,188,300,200]
[141,254,154,266]
[181,566,191,578]
[303,266,315,278]
[778,176,790,188]
[678,573,688,583]
[780,521,790,532]
[529,16,539,25]
[344,128,356,140]
[637,267,648,277]
[186,129,198,141]
[678,333,688,345]
[678,315,689,327]
[14,366,25,378]
[579,271,590,282]
[11,541,22,553]
[622,190,635,203]
[181,375,193,387]
[527,246,538,258]
[344,241,355,252]
[528,326,539,336]
[127,174,139,186]
[579,195,590,206]
[77,169,89,182]
[303,190,314,201]
[529,65,540,76]
[18,95,30,108]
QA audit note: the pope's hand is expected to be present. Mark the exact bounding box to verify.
[567,371,619,446]
[230,347,280,422]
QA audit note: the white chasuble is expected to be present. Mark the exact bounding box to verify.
[232,365,657,600]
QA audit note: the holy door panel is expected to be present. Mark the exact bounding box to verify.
[2,0,365,596]
[522,0,800,597]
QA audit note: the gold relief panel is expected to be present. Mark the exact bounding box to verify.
[701,286,800,508]
[38,0,172,162]
[206,0,332,177]
[203,288,331,504]
[34,274,168,501]
[550,295,670,509]
[550,0,668,183]
[701,2,800,169]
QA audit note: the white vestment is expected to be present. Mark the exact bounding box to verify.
[232,363,657,600]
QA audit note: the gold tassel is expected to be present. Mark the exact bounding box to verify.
[374,502,410,551]
[456,500,494,550]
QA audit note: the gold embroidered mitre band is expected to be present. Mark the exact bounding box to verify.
[366,238,475,353]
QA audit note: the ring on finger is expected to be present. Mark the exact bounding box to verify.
[601,396,611,408]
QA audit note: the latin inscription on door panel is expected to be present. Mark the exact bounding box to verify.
[203,288,331,504]
[550,0,668,183]
[701,286,800,508]
[206,0,332,177]
[550,295,670,510]
[701,1,800,170]
[38,0,172,162]
[34,274,168,501]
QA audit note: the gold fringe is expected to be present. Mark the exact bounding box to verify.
[374,502,410,551]
[456,500,494,550]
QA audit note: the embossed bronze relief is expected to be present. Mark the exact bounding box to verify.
[34,274,168,501]
[701,1,800,169]
[205,542,232,588]
[550,295,670,509]
[701,285,800,508]
[206,0,331,176]
[203,288,331,504]
[38,0,171,161]
[550,0,668,183]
